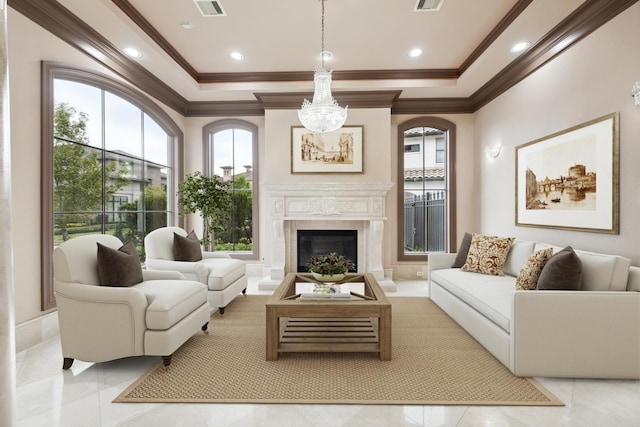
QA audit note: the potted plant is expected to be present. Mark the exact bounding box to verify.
[177,171,231,251]
[306,252,355,282]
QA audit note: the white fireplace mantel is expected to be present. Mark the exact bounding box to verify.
[259,182,395,291]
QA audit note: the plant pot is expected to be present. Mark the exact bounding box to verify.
[311,272,345,282]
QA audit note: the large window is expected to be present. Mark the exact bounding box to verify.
[41,63,183,309]
[204,119,259,260]
[397,118,456,262]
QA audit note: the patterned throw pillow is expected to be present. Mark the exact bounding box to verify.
[515,248,554,290]
[461,233,515,276]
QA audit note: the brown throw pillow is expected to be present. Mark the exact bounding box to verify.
[515,248,554,290]
[537,246,583,290]
[173,230,203,262]
[452,232,473,268]
[461,233,514,276]
[96,240,143,287]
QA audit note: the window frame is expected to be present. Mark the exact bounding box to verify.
[396,117,457,262]
[203,119,259,261]
[41,62,184,310]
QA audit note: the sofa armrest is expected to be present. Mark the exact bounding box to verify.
[142,270,186,281]
[54,280,148,362]
[511,291,640,379]
[202,251,231,259]
[146,258,200,273]
[428,253,457,274]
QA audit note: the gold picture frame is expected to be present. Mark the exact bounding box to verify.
[291,126,364,174]
[515,112,619,234]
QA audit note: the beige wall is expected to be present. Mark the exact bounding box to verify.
[474,3,640,264]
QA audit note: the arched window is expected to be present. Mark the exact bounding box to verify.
[397,117,457,261]
[203,119,259,260]
[41,62,183,309]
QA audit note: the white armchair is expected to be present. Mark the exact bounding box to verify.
[144,227,247,314]
[53,234,211,369]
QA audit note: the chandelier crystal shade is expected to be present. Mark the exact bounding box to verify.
[298,0,347,134]
[632,82,640,107]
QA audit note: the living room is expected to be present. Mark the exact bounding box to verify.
[1,0,639,425]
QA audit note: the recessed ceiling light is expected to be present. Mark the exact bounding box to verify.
[229,51,244,61]
[181,22,194,29]
[123,47,142,58]
[408,48,423,58]
[511,42,530,53]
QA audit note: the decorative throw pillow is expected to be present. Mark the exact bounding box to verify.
[452,232,473,268]
[461,233,515,276]
[515,247,554,290]
[96,240,143,287]
[537,246,583,290]
[173,230,203,262]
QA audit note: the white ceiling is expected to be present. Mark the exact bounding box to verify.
[57,0,586,102]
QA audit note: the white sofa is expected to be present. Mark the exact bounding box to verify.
[428,240,640,379]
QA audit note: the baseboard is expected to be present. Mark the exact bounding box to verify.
[15,311,59,353]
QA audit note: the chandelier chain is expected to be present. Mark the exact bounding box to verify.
[320,0,325,68]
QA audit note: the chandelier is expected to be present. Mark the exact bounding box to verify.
[298,0,347,134]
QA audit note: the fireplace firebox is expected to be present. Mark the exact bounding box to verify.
[297,230,357,273]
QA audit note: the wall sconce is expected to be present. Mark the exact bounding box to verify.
[632,82,640,107]
[484,145,502,159]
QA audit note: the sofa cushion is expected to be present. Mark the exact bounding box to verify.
[461,234,514,276]
[96,240,143,287]
[573,249,631,291]
[173,230,203,262]
[430,268,514,332]
[201,258,246,291]
[134,280,207,330]
[503,240,536,277]
[516,248,554,290]
[537,246,583,290]
[452,232,472,268]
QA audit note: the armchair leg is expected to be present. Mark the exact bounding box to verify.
[242,288,247,295]
[162,355,172,367]
[202,322,209,334]
[62,358,74,370]
[219,307,225,315]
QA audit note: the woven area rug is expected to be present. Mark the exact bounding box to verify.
[114,295,563,406]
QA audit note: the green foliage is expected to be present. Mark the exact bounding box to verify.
[53,102,130,241]
[216,174,253,249]
[177,171,231,250]
[306,252,356,276]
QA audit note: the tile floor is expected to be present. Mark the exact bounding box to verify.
[15,278,640,426]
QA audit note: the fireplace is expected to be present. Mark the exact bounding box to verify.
[259,182,395,291]
[297,229,358,272]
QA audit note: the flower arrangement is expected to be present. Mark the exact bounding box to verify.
[306,252,355,276]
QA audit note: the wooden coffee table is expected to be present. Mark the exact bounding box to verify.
[265,273,392,361]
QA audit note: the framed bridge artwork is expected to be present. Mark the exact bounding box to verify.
[515,112,619,234]
[291,125,364,174]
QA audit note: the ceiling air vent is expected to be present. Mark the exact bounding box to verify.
[415,0,444,12]
[193,0,226,17]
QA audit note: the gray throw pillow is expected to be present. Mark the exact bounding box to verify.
[536,246,583,290]
[452,232,473,268]
[173,230,203,262]
[96,240,143,287]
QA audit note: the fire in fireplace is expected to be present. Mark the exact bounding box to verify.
[297,229,358,273]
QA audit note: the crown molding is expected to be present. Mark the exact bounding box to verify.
[470,0,639,110]
[254,91,402,110]
[8,0,189,114]
[9,0,638,116]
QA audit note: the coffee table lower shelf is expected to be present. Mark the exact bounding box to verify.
[277,317,381,354]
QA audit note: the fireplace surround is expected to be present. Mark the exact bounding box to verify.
[259,183,395,291]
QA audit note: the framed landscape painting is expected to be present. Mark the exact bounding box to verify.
[515,112,619,234]
[291,126,364,174]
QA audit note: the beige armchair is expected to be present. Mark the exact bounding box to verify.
[144,227,247,314]
[53,234,210,369]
